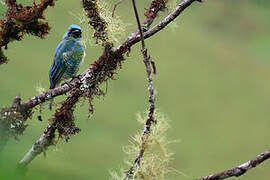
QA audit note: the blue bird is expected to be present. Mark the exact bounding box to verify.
[49,24,85,89]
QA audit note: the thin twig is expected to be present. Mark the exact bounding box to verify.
[196,148,270,180]
[112,0,125,17]
[123,0,156,179]
[118,0,202,51]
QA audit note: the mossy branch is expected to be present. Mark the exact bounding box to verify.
[123,0,157,178]
[82,0,109,45]
[0,0,55,64]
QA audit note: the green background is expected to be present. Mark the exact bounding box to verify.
[1,0,270,179]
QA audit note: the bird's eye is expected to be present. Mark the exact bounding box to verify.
[68,28,81,38]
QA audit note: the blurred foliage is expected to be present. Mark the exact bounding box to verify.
[1,0,270,180]
[0,1,7,18]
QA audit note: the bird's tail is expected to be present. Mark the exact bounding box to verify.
[49,98,54,111]
[49,83,56,110]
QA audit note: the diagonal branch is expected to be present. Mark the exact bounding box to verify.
[196,148,270,180]
[118,0,202,50]
[18,122,56,167]
[19,87,82,167]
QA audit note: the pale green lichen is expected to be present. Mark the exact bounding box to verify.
[110,112,177,180]
[35,82,46,94]
[0,0,7,18]
[72,0,127,46]
[70,11,96,48]
[97,0,127,44]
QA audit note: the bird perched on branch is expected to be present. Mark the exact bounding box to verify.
[49,24,85,89]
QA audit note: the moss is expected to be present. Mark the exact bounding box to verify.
[82,0,109,45]
[0,0,55,64]
[0,107,28,140]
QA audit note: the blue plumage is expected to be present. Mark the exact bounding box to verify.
[49,24,85,89]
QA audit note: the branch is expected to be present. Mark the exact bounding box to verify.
[196,148,270,180]
[123,0,156,179]
[19,87,82,167]
[18,123,56,167]
[118,0,202,50]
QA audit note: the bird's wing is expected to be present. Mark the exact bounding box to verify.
[63,41,85,75]
[49,39,74,89]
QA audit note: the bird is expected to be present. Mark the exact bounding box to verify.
[49,24,85,89]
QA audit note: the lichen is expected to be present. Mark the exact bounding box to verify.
[110,112,177,180]
[0,107,30,140]
[98,0,127,44]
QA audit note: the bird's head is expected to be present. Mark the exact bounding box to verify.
[64,24,82,39]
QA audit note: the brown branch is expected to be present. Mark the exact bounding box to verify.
[19,86,83,167]
[0,0,55,64]
[117,0,167,53]
[196,148,270,180]
[123,0,156,179]
[118,0,202,50]
[145,0,202,39]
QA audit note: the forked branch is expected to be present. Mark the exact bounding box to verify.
[123,0,157,179]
